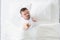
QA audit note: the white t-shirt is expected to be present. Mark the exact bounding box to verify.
[20,17,33,29]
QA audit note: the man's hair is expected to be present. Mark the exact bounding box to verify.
[20,8,28,14]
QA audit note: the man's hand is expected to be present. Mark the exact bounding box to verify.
[24,23,31,30]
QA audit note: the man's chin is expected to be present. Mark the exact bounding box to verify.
[26,17,30,20]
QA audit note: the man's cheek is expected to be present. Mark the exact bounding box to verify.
[24,16,27,18]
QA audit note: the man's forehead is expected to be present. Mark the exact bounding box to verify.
[22,10,29,13]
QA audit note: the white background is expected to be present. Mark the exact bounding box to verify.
[1,0,60,40]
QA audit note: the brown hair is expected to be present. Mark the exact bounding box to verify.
[20,8,28,14]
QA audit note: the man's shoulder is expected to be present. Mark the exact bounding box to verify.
[31,17,37,22]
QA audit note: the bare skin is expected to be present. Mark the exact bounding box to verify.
[24,23,31,30]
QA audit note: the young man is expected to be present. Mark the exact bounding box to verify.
[20,7,37,30]
[16,8,38,40]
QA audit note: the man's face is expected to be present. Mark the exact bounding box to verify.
[21,10,30,20]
